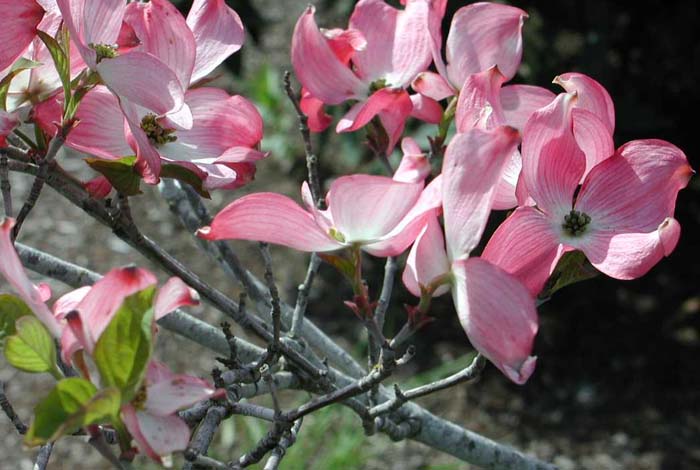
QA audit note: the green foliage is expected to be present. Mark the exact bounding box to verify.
[36,30,71,116]
[4,316,59,376]
[25,378,120,446]
[93,287,155,402]
[539,250,599,300]
[161,163,211,198]
[0,294,32,345]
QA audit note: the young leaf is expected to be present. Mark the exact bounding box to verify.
[24,379,121,446]
[0,294,32,344]
[0,58,41,110]
[36,30,71,115]
[4,316,59,376]
[539,250,599,301]
[161,163,211,199]
[85,156,142,196]
[319,253,356,282]
[93,287,156,402]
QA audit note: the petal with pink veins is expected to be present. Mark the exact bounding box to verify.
[197,193,343,252]
[291,6,365,105]
[451,257,538,385]
[521,92,585,214]
[554,72,615,133]
[386,0,433,87]
[324,28,367,65]
[187,0,245,83]
[455,66,506,132]
[154,277,199,320]
[572,108,615,179]
[499,85,555,131]
[411,71,455,101]
[122,405,190,462]
[445,3,527,86]
[0,218,62,338]
[0,0,43,70]
[402,213,450,297]
[491,150,522,211]
[442,126,520,261]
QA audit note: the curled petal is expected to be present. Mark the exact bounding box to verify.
[291,6,365,104]
[409,93,442,124]
[491,150,522,211]
[324,28,367,65]
[499,85,555,131]
[394,137,431,183]
[412,71,455,101]
[521,92,585,214]
[197,193,343,252]
[53,286,90,319]
[554,72,615,133]
[482,207,566,296]
[451,257,538,385]
[0,0,44,71]
[446,3,527,86]
[122,405,191,463]
[402,213,450,297]
[455,66,506,132]
[442,126,520,261]
[187,0,245,83]
[0,218,62,337]
[300,88,332,132]
[154,277,199,320]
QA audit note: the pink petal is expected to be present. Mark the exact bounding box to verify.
[482,207,566,296]
[291,6,364,104]
[215,147,267,164]
[197,193,343,252]
[120,98,163,184]
[451,257,539,385]
[521,92,585,214]
[491,150,522,211]
[575,139,693,232]
[455,66,506,132]
[154,277,199,320]
[0,0,44,71]
[300,88,332,132]
[84,175,113,199]
[97,52,186,116]
[187,0,245,83]
[323,28,367,65]
[0,111,19,146]
[499,84,555,131]
[572,108,615,180]
[426,0,448,79]
[145,375,215,416]
[402,213,450,297]
[53,286,90,320]
[394,137,431,184]
[411,71,455,101]
[442,126,520,261]
[328,174,423,243]
[0,218,62,338]
[554,72,615,133]
[409,93,442,124]
[445,3,527,86]
[77,267,157,351]
[122,405,190,462]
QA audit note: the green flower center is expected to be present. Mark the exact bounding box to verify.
[562,209,591,236]
[140,114,177,146]
[369,78,388,93]
[89,43,118,63]
[328,228,346,243]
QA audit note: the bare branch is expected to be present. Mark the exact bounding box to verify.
[183,406,227,470]
[374,257,397,331]
[290,253,320,338]
[1,153,12,216]
[259,243,282,356]
[33,442,54,470]
[0,381,27,434]
[263,418,303,470]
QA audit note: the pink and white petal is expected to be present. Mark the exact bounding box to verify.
[122,406,190,462]
[300,89,332,132]
[84,176,113,199]
[82,0,126,51]
[0,0,44,71]
[455,66,506,133]
[0,111,19,146]
[500,84,555,131]
[0,218,62,338]
[154,277,199,320]
[402,213,450,297]
[491,150,522,211]
[197,193,343,252]
[451,257,538,385]
[445,3,527,86]
[144,374,216,416]
[576,218,682,280]
[409,93,442,124]
[291,6,365,105]
[146,360,175,384]
[481,207,566,296]
[77,267,157,350]
[336,88,411,134]
[554,72,615,133]
[124,0,195,89]
[378,91,414,153]
[348,0,398,82]
[97,52,186,116]
[426,0,448,79]
[442,126,520,261]
[215,147,267,164]
[323,28,367,65]
[572,108,615,179]
[411,71,455,101]
[385,0,432,87]
[53,286,90,319]
[575,139,693,232]
[394,137,430,184]
[187,0,245,83]
[521,92,585,214]
[328,174,423,243]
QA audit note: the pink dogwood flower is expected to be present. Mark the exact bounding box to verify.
[197,167,441,257]
[482,92,693,296]
[292,0,440,152]
[0,0,44,73]
[402,126,539,384]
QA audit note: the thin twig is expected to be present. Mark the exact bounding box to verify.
[33,442,54,470]
[259,243,282,354]
[374,257,397,332]
[1,153,12,216]
[183,405,227,470]
[234,421,292,469]
[87,433,125,470]
[290,253,320,338]
[230,402,276,422]
[263,418,303,470]
[184,453,229,470]
[0,381,27,434]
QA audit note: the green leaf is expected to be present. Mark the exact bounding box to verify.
[539,250,599,301]
[161,163,211,199]
[25,378,121,446]
[36,30,70,115]
[93,287,156,402]
[0,294,33,345]
[85,156,142,196]
[319,254,356,282]
[4,316,58,375]
[0,58,41,110]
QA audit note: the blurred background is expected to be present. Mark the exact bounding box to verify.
[1,1,698,468]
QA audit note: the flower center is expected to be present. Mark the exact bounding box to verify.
[131,383,148,410]
[562,209,591,236]
[328,227,346,243]
[140,114,177,146]
[89,43,118,63]
[369,78,387,93]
